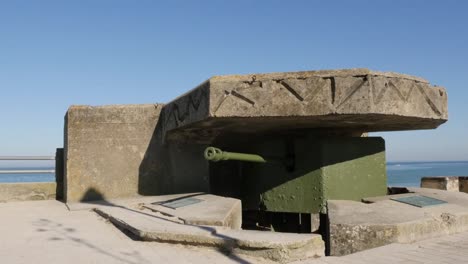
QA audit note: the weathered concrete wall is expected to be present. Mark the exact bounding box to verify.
[421,176,468,192]
[64,104,210,203]
[421,176,460,191]
[0,182,56,202]
[64,104,163,202]
[460,177,468,193]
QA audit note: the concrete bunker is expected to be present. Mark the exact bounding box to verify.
[63,68,449,259]
[157,68,447,234]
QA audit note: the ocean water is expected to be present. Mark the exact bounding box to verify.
[387,161,468,187]
[1,162,467,186]
[0,167,55,183]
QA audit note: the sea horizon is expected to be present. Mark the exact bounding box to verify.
[1,160,468,186]
[388,160,468,164]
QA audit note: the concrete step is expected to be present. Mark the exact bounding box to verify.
[95,205,325,263]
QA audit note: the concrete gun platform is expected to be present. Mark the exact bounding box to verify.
[328,187,468,256]
[162,69,447,142]
[68,193,325,262]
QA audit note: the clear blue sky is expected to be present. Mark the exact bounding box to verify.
[0,0,466,161]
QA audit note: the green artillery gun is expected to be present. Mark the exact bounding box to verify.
[204,146,294,170]
[204,138,386,217]
[204,147,267,163]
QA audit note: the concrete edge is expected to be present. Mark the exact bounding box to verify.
[395,211,468,243]
[94,206,325,262]
[95,208,226,246]
[329,206,468,255]
[0,182,56,203]
[209,68,430,83]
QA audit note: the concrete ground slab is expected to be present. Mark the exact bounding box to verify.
[95,204,324,262]
[328,188,468,256]
[162,68,447,143]
[295,231,468,264]
[0,200,267,264]
[5,196,468,263]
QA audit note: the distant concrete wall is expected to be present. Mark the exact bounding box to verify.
[64,104,163,202]
[0,182,56,202]
[460,177,468,193]
[421,176,468,193]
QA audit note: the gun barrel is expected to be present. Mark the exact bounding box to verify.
[204,147,267,163]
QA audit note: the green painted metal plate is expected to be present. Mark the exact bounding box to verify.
[158,197,203,209]
[391,195,447,207]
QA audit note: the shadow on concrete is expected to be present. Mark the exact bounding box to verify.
[32,218,151,264]
[137,114,168,196]
[196,225,252,264]
[80,188,105,202]
[137,108,210,197]
[80,188,182,225]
